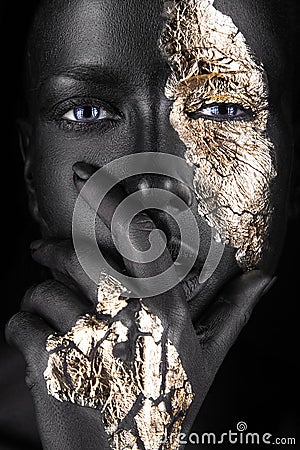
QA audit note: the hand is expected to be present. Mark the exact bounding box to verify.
[6,163,275,450]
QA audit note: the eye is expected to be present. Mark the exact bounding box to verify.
[188,103,253,121]
[62,105,115,122]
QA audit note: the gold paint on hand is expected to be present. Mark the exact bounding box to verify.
[44,274,194,449]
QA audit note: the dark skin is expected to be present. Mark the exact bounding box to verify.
[5,0,294,448]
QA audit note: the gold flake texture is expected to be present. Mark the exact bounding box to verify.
[160,0,277,269]
[44,275,194,449]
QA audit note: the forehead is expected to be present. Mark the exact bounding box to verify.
[27,0,287,90]
[213,0,288,81]
[28,0,166,89]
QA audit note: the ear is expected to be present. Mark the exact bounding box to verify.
[17,118,41,224]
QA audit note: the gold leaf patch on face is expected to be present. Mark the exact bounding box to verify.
[44,275,194,450]
[160,0,277,269]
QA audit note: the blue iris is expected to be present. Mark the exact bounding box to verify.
[73,106,101,121]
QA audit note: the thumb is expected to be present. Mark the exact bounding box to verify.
[196,270,276,369]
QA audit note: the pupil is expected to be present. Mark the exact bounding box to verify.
[218,105,228,115]
[83,106,93,118]
[214,105,238,116]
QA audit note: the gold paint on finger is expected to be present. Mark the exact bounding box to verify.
[97,273,130,317]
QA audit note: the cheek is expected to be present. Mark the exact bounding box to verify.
[170,104,277,270]
[31,123,129,237]
[30,120,152,237]
[32,129,79,237]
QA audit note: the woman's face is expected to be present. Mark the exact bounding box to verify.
[23,0,294,314]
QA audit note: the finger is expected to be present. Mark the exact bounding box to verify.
[197,270,276,366]
[31,239,125,304]
[72,162,178,291]
[72,161,199,354]
[188,247,240,323]
[31,239,100,304]
[72,163,200,360]
[21,280,92,333]
[73,162,170,261]
[5,311,51,370]
[72,162,126,229]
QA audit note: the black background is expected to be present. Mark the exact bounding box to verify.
[0,1,299,449]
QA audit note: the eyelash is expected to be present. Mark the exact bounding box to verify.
[52,98,122,132]
[187,103,254,122]
[51,98,253,134]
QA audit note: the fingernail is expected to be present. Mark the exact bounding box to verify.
[30,240,43,251]
[261,276,277,297]
[72,162,97,181]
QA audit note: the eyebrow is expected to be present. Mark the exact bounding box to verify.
[39,64,132,93]
[60,65,125,84]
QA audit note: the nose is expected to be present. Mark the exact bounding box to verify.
[130,88,186,153]
[121,87,195,202]
[123,174,193,208]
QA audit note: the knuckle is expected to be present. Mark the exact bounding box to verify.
[5,312,22,337]
[46,239,74,273]
[31,280,57,300]
[5,311,31,343]
[21,280,59,309]
[62,246,80,278]
[26,347,49,381]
